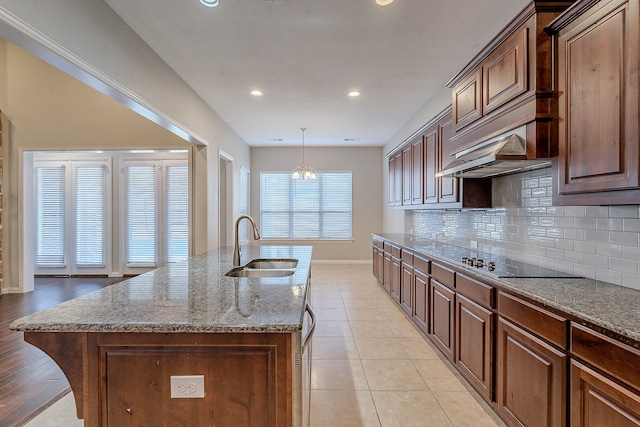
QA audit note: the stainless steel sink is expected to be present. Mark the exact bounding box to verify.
[244,259,298,269]
[225,258,298,278]
[225,267,295,278]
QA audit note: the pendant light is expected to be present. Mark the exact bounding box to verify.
[292,128,316,179]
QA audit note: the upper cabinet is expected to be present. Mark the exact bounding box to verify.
[447,1,574,166]
[548,0,640,205]
[387,107,492,210]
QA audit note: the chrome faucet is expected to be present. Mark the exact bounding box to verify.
[233,215,261,266]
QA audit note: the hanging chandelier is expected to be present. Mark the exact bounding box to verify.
[291,127,316,179]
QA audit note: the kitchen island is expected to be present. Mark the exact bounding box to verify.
[10,245,314,427]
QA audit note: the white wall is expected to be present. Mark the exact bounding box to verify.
[251,146,383,261]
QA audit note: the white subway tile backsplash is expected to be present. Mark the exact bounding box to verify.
[407,167,640,290]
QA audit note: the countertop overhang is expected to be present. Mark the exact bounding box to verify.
[10,245,313,334]
[374,233,640,346]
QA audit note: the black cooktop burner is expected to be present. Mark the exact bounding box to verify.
[460,256,580,278]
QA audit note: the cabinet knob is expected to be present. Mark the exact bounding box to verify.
[126,408,132,415]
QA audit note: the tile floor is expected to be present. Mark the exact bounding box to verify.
[25,263,507,426]
[308,263,506,427]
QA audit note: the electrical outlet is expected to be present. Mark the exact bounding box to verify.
[470,240,478,249]
[170,375,205,398]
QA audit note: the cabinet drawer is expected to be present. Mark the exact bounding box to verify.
[383,242,401,258]
[498,291,567,349]
[432,263,455,289]
[401,250,414,264]
[456,273,494,309]
[571,323,640,392]
[413,254,430,275]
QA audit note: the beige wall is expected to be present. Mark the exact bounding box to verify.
[251,146,383,261]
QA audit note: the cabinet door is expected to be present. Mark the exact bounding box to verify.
[438,113,459,204]
[571,359,640,427]
[412,269,429,334]
[402,144,412,205]
[388,156,396,207]
[456,294,493,402]
[452,68,483,131]
[430,280,455,360]
[483,27,527,114]
[555,0,640,203]
[411,137,424,205]
[424,126,439,204]
[390,256,401,303]
[382,252,392,294]
[496,317,566,427]
[400,262,413,316]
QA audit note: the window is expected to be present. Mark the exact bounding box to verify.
[260,172,352,240]
[74,165,106,266]
[35,165,66,267]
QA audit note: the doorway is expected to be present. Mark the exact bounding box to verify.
[219,151,234,248]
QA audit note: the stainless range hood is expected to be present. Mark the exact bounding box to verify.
[436,126,551,178]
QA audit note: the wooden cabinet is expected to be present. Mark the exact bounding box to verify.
[412,263,430,334]
[387,106,491,210]
[570,323,640,427]
[497,292,568,427]
[372,239,383,285]
[411,136,424,205]
[383,242,401,302]
[429,263,456,360]
[548,0,640,205]
[448,1,572,160]
[402,144,412,205]
[387,151,402,207]
[400,251,414,315]
[455,274,495,402]
[424,124,439,204]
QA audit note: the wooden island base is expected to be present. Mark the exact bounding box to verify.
[26,331,293,427]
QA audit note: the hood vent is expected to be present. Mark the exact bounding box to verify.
[436,126,551,178]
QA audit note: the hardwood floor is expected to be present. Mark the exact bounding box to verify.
[0,277,125,427]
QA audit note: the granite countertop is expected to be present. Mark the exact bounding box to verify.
[10,245,313,334]
[374,233,640,345]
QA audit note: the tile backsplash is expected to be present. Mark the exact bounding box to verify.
[407,166,640,290]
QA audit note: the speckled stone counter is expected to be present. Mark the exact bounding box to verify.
[374,233,640,345]
[10,245,313,334]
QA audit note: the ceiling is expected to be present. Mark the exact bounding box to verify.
[102,0,530,147]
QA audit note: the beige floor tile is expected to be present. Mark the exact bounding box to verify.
[313,307,349,321]
[398,337,442,360]
[310,391,381,427]
[413,359,469,391]
[341,289,387,300]
[314,289,343,299]
[314,320,353,337]
[339,283,383,292]
[434,391,506,427]
[371,390,453,427]
[312,298,344,309]
[346,307,384,322]
[312,336,360,360]
[342,298,379,309]
[376,307,410,323]
[361,359,428,391]
[312,282,340,291]
[311,359,370,390]
[349,321,396,338]
[387,320,422,337]
[355,337,408,360]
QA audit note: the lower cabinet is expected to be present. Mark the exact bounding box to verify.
[456,293,493,401]
[412,268,429,334]
[570,360,640,427]
[400,251,414,316]
[430,279,455,360]
[496,317,567,427]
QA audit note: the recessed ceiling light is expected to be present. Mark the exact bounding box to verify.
[250,90,264,96]
[200,0,219,7]
[348,91,360,97]
[375,0,394,5]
